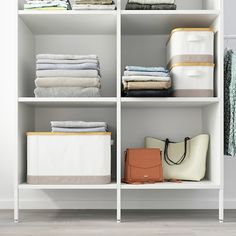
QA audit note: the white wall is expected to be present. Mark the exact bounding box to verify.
[0,0,17,208]
[1,0,236,210]
[223,0,236,209]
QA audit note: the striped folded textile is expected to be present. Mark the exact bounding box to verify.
[24,0,70,10]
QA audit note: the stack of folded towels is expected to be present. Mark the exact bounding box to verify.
[125,0,176,10]
[24,0,71,10]
[72,0,116,10]
[51,121,108,132]
[34,54,101,97]
[122,66,172,97]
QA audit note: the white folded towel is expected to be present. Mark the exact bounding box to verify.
[72,4,116,10]
[36,54,98,60]
[36,69,99,78]
[37,59,98,64]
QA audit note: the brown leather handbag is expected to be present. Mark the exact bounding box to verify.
[123,148,163,184]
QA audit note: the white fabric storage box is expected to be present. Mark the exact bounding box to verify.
[167,28,214,68]
[170,63,214,97]
[27,132,112,185]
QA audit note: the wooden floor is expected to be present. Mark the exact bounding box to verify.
[1,210,236,236]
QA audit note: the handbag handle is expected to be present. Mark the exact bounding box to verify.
[164,137,190,166]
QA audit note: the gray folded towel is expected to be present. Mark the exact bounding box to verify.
[51,121,107,128]
[34,87,101,97]
[125,3,176,10]
[51,127,107,132]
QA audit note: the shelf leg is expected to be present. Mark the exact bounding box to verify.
[219,189,224,223]
[117,188,121,223]
[14,188,19,223]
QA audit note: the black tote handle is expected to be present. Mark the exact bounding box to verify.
[164,137,190,166]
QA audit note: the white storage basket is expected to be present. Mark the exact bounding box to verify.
[170,63,214,97]
[27,132,112,184]
[167,28,214,68]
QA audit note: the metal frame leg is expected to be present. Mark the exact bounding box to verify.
[117,188,121,223]
[14,188,19,223]
[219,189,224,223]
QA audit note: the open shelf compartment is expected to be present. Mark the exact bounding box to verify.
[121,103,222,189]
[18,11,117,35]
[121,0,220,10]
[18,13,117,98]
[17,104,118,186]
[121,11,219,35]
[121,14,222,99]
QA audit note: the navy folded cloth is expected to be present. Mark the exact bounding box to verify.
[124,88,173,97]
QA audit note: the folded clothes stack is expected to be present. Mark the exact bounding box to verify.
[51,121,108,132]
[72,0,116,10]
[125,0,176,10]
[122,66,172,97]
[34,54,101,97]
[24,0,71,10]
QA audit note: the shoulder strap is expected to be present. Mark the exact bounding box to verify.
[164,137,190,166]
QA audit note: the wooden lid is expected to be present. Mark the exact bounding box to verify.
[170,62,215,71]
[171,28,214,34]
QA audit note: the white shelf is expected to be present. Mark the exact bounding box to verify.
[121,10,220,34]
[121,181,220,190]
[15,0,224,222]
[18,97,117,107]
[18,97,220,108]
[19,182,117,190]
[121,97,220,108]
[18,10,117,34]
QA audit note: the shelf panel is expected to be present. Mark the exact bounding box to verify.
[121,97,220,108]
[19,181,220,190]
[18,97,117,107]
[18,10,117,34]
[121,181,220,190]
[19,182,117,190]
[121,10,219,34]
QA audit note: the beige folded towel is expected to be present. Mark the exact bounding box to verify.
[35,77,101,88]
[122,75,171,82]
[123,81,171,90]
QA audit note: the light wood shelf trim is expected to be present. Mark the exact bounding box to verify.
[26,132,112,136]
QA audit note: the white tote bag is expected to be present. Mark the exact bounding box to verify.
[145,134,209,181]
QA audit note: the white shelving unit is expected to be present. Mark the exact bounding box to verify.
[15,0,224,223]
